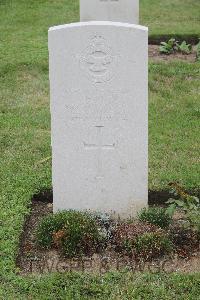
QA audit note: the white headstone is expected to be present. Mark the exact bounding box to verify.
[80,0,139,24]
[49,21,148,218]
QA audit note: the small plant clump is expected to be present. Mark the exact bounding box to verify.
[112,222,173,260]
[177,41,192,54]
[134,232,173,260]
[159,38,192,55]
[159,38,178,54]
[36,210,104,258]
[138,207,172,229]
[166,182,200,232]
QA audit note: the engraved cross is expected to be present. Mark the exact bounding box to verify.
[83,126,115,179]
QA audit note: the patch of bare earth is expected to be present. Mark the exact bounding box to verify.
[149,45,197,62]
[16,200,200,276]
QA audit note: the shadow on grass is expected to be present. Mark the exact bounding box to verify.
[32,188,200,206]
[149,34,200,45]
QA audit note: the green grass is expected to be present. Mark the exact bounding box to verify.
[1,272,200,299]
[0,0,200,298]
[0,0,199,63]
[149,62,200,190]
[141,0,200,40]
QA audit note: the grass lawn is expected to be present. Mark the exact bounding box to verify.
[0,0,200,57]
[141,0,200,40]
[0,0,200,298]
[1,272,200,299]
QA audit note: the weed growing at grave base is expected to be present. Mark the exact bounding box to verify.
[159,38,192,55]
[159,38,178,54]
[166,183,200,232]
[178,41,192,54]
[36,210,104,258]
[138,207,172,229]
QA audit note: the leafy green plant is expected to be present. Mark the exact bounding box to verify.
[36,210,104,257]
[159,38,178,54]
[159,38,192,55]
[195,39,200,61]
[177,41,192,54]
[138,207,172,229]
[166,183,200,231]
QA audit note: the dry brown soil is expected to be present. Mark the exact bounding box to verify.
[149,45,197,62]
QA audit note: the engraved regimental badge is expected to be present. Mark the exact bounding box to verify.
[80,35,117,84]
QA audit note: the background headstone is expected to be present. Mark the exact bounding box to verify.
[80,0,139,24]
[49,21,148,218]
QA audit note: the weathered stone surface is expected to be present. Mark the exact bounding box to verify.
[49,21,148,218]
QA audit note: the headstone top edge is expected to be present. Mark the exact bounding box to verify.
[48,21,148,33]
